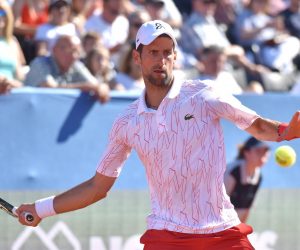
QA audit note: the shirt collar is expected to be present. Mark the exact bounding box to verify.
[137,78,182,115]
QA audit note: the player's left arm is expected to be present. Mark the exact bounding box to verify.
[245,111,300,142]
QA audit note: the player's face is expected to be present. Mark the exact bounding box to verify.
[134,36,176,89]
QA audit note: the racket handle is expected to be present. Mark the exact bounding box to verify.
[12,207,34,223]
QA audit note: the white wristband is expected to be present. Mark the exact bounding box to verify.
[35,196,56,219]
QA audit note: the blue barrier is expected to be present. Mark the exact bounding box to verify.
[1,87,300,190]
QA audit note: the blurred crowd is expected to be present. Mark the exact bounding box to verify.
[1,0,300,103]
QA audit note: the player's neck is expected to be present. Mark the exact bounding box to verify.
[144,79,173,110]
[144,88,168,110]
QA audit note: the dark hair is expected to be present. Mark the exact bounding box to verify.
[237,137,270,159]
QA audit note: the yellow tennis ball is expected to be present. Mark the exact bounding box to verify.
[275,145,296,167]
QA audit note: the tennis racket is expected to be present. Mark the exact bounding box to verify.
[0,197,34,223]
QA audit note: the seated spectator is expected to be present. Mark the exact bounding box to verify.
[84,0,129,62]
[12,0,49,64]
[235,0,300,73]
[143,0,183,30]
[81,31,102,58]
[34,0,78,56]
[115,8,150,70]
[179,0,269,87]
[70,0,93,36]
[279,0,300,38]
[0,2,24,94]
[195,45,243,95]
[116,42,144,92]
[124,8,151,45]
[24,34,110,103]
[84,44,124,91]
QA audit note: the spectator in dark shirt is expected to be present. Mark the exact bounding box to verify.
[225,136,271,222]
[279,0,300,38]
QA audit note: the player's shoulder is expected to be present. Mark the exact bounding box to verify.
[113,100,139,124]
[181,79,215,94]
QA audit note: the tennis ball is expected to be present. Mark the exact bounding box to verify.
[275,145,296,167]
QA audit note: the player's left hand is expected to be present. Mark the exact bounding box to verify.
[16,204,41,227]
[281,111,300,141]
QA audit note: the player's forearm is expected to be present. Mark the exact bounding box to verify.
[53,177,107,214]
[35,173,116,220]
[245,117,280,141]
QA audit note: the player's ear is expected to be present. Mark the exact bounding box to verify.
[132,49,141,65]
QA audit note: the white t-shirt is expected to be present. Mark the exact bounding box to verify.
[115,72,144,92]
[198,72,243,95]
[97,79,259,234]
[35,23,78,51]
[84,14,129,49]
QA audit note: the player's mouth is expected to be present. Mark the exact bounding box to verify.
[153,69,166,75]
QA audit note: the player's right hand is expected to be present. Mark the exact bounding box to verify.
[282,111,300,141]
[16,204,41,227]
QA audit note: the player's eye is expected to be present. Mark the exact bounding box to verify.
[149,50,158,56]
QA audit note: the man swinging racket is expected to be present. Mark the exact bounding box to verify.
[16,20,300,250]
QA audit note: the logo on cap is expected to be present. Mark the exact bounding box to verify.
[155,23,164,30]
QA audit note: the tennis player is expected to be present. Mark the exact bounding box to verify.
[17,20,300,250]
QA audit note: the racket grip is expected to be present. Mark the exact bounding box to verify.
[12,207,34,223]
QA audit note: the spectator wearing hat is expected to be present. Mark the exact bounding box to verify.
[224,136,271,222]
[34,0,78,56]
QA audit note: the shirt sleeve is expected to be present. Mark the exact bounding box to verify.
[72,61,98,85]
[203,82,260,130]
[96,114,132,177]
[24,57,54,87]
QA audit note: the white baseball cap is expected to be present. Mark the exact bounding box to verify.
[135,20,177,49]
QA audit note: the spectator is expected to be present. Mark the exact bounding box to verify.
[179,0,269,88]
[235,0,300,74]
[115,8,151,71]
[195,45,243,95]
[279,0,300,38]
[84,44,124,90]
[225,136,271,222]
[0,1,24,94]
[34,0,78,56]
[70,0,92,36]
[125,8,151,45]
[24,34,110,103]
[81,31,102,57]
[84,0,129,58]
[143,0,183,30]
[116,42,144,92]
[12,0,49,64]
[173,0,192,19]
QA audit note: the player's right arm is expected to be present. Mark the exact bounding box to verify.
[16,172,116,227]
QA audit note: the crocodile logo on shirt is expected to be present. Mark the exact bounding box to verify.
[184,114,194,120]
